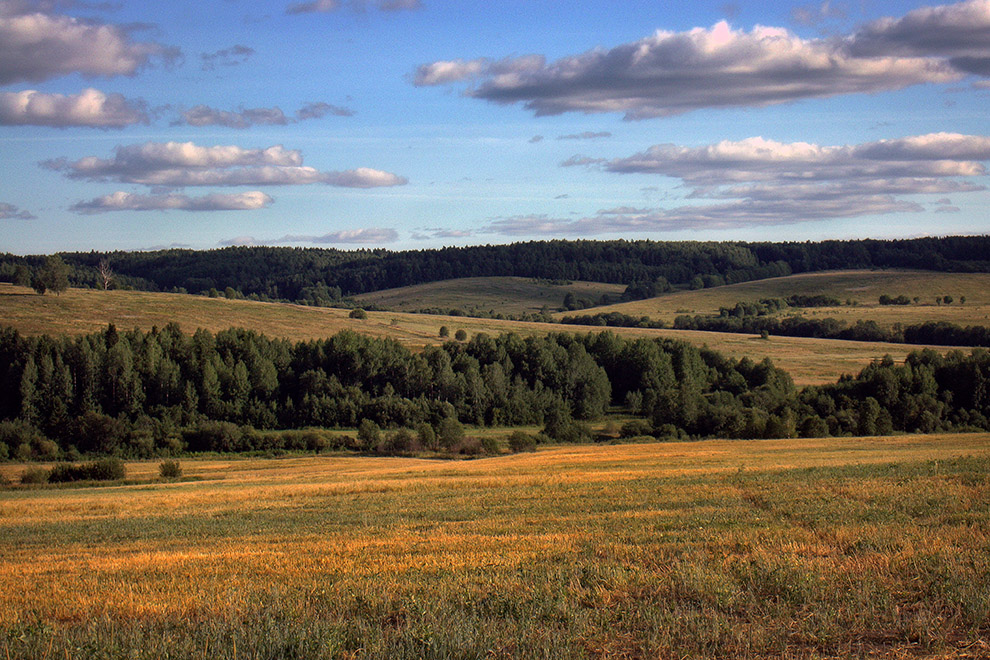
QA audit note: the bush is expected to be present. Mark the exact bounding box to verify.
[48,458,126,483]
[438,417,465,450]
[439,326,449,338]
[182,421,243,453]
[620,419,653,439]
[479,436,500,455]
[454,329,467,341]
[20,467,48,485]
[357,419,381,449]
[507,431,538,453]
[349,308,368,319]
[159,460,182,478]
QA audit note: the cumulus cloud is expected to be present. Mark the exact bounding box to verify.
[176,101,353,128]
[0,0,174,84]
[200,44,254,71]
[486,132,990,236]
[414,4,990,119]
[70,190,273,214]
[0,201,35,219]
[0,88,147,127]
[847,0,990,75]
[43,140,408,188]
[557,131,612,140]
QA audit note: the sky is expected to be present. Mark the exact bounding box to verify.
[1,0,989,255]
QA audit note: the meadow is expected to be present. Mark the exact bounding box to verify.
[352,276,625,316]
[2,434,989,658]
[0,284,952,385]
[579,270,990,328]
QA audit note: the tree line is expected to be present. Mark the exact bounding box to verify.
[1,324,988,460]
[3,235,989,303]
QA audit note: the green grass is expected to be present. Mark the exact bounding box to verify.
[573,269,990,328]
[2,434,989,658]
[353,276,625,316]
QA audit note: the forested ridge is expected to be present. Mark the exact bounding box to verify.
[1,324,988,460]
[3,235,990,304]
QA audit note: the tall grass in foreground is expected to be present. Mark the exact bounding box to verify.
[1,436,989,659]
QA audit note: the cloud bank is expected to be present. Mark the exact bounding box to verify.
[71,191,274,214]
[495,132,990,236]
[414,0,990,118]
[44,141,408,188]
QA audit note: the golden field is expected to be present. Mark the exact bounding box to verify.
[573,270,990,328]
[0,284,960,385]
[2,434,989,658]
[353,276,625,316]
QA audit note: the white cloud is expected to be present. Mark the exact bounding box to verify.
[70,191,274,214]
[415,12,976,118]
[0,201,35,219]
[489,132,990,236]
[847,0,990,74]
[44,141,408,188]
[0,88,147,127]
[0,0,173,84]
[413,58,488,86]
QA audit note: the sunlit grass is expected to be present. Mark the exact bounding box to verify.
[2,434,990,658]
[577,269,990,328]
[0,284,954,385]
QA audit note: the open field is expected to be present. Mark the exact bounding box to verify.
[353,276,625,316]
[2,434,990,658]
[571,270,990,328]
[0,284,968,385]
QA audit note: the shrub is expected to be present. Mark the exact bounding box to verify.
[507,431,538,453]
[438,417,465,450]
[349,308,367,319]
[182,421,243,453]
[479,436,500,455]
[48,458,126,483]
[159,460,182,478]
[416,422,438,451]
[620,419,653,438]
[20,467,48,484]
[454,329,467,341]
[439,325,450,338]
[357,419,381,449]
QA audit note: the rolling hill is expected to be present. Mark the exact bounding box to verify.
[352,276,625,316]
[566,269,990,328]
[0,283,970,386]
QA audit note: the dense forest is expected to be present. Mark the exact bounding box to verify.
[1,324,988,460]
[2,235,990,304]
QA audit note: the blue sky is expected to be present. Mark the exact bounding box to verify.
[1,0,988,254]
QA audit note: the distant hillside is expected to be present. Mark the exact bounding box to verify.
[3,235,989,303]
[575,270,990,328]
[0,283,963,385]
[353,277,625,316]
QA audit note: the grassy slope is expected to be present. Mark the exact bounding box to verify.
[2,434,989,658]
[0,283,968,385]
[568,269,990,327]
[352,276,626,315]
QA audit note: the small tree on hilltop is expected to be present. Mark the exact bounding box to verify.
[34,255,70,296]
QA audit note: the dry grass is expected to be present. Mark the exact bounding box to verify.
[2,434,990,658]
[574,270,990,328]
[0,284,958,385]
[353,276,625,315]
